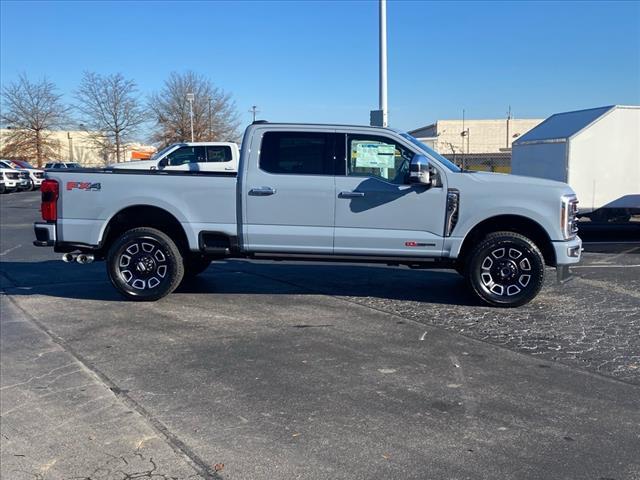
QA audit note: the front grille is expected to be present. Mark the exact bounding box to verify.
[20,171,29,179]
[34,172,44,178]
[6,172,19,180]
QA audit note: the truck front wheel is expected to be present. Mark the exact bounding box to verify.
[107,227,184,301]
[465,231,545,307]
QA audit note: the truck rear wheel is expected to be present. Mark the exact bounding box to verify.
[465,231,545,307]
[107,227,184,301]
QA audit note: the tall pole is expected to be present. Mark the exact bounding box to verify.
[208,97,213,140]
[379,0,388,127]
[187,93,195,142]
[506,105,512,149]
[249,105,259,122]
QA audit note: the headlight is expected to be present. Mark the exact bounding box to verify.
[561,194,579,239]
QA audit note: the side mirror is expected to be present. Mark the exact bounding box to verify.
[409,154,430,186]
[157,158,168,169]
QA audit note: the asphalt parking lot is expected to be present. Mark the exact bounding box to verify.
[1,191,639,480]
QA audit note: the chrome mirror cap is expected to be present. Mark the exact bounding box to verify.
[409,154,430,185]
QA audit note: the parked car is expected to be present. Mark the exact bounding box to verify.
[0,167,21,193]
[111,142,239,172]
[34,122,581,307]
[44,162,81,169]
[0,159,45,190]
[0,160,31,191]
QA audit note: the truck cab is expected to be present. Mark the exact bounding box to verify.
[112,142,239,172]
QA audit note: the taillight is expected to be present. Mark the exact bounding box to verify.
[41,179,59,221]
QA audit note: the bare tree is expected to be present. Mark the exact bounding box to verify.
[149,71,240,147]
[75,72,146,164]
[0,74,69,167]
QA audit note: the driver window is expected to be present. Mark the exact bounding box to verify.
[346,134,414,185]
[166,146,206,166]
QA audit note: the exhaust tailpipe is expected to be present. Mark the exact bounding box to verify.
[62,253,75,263]
[76,254,95,264]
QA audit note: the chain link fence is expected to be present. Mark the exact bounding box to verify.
[443,152,512,173]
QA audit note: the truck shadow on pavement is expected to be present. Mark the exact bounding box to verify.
[0,260,478,306]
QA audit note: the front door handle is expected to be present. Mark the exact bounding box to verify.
[338,191,365,198]
[249,186,276,196]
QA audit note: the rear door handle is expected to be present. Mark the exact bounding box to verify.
[338,191,365,198]
[249,186,276,196]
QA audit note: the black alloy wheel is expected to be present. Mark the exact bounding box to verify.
[466,231,545,307]
[107,227,184,301]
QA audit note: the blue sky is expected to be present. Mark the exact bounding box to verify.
[1,0,639,135]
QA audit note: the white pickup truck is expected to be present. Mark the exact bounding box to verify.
[112,142,239,172]
[34,122,582,307]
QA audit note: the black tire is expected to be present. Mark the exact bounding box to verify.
[28,180,36,191]
[183,255,212,278]
[465,231,545,307]
[0,185,5,194]
[106,227,184,301]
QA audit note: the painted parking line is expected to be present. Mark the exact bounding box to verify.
[572,264,640,268]
[0,245,22,256]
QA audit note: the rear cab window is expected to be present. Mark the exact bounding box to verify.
[206,146,232,163]
[260,131,340,175]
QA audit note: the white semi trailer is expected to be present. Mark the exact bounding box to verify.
[512,105,639,223]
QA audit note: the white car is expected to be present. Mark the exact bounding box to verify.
[0,160,32,191]
[1,159,45,189]
[0,167,21,193]
[111,142,239,172]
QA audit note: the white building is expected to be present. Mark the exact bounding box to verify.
[409,118,543,155]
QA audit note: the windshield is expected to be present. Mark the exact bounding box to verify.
[399,133,462,172]
[150,145,175,160]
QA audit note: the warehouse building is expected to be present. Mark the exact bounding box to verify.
[0,128,155,167]
[409,118,543,172]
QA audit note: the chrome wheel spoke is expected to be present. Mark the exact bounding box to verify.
[119,254,131,267]
[126,243,139,255]
[508,248,522,259]
[491,248,505,259]
[141,242,155,253]
[519,274,531,287]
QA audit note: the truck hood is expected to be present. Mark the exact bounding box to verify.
[463,171,570,190]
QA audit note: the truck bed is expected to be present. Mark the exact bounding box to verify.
[47,168,238,251]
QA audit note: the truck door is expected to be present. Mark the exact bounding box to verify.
[243,130,338,253]
[334,133,447,257]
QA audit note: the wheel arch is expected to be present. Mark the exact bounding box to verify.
[458,214,556,267]
[100,204,190,255]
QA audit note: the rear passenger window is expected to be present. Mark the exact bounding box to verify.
[206,146,232,163]
[167,146,206,166]
[260,132,334,175]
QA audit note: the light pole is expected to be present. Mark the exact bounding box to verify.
[249,105,259,122]
[186,92,195,142]
[379,0,387,127]
[370,0,388,127]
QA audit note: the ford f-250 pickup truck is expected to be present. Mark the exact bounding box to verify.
[33,122,582,307]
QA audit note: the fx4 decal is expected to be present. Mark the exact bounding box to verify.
[66,181,101,191]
